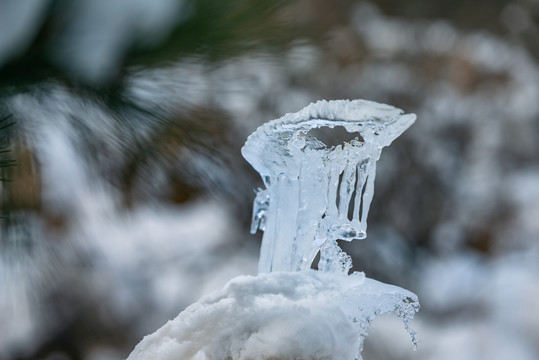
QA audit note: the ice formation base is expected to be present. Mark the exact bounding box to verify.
[127,270,419,360]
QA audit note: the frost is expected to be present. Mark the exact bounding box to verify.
[127,100,419,360]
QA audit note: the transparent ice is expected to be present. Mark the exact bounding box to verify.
[242,99,416,274]
[127,100,419,360]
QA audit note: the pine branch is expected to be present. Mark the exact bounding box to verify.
[0,114,15,223]
[0,114,14,130]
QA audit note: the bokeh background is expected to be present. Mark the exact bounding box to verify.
[1,1,539,359]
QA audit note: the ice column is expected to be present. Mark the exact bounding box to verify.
[242,100,416,273]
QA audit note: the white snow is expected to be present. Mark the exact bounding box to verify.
[127,270,418,360]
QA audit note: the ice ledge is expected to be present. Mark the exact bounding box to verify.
[241,99,415,179]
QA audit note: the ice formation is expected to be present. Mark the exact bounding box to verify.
[242,99,416,273]
[127,100,419,360]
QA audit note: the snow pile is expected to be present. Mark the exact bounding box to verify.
[127,270,418,360]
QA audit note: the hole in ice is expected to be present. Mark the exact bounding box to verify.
[347,166,360,221]
[359,175,368,221]
[336,171,344,209]
[310,250,321,270]
[306,126,363,148]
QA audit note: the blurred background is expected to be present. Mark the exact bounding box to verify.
[1,0,538,359]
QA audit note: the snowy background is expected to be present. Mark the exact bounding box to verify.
[1,1,538,359]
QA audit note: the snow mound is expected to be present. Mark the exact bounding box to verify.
[127,270,418,360]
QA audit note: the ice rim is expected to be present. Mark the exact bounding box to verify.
[242,100,416,273]
[242,99,416,164]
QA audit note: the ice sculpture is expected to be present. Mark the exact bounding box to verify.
[127,100,419,360]
[242,99,416,273]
